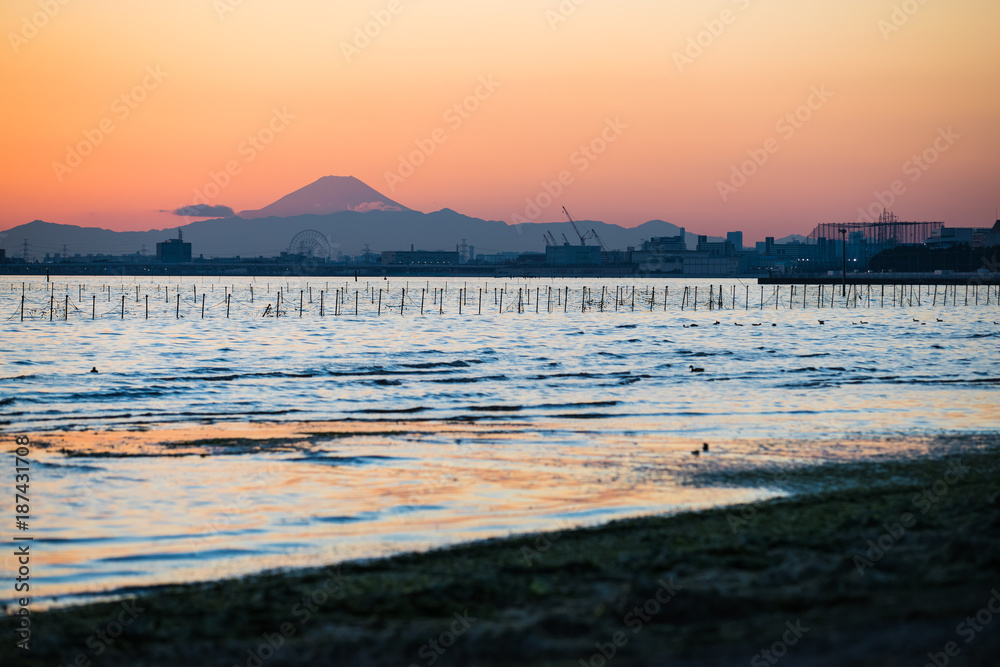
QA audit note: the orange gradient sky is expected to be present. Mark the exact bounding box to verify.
[1,0,998,242]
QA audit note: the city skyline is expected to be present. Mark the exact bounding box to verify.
[2,1,999,242]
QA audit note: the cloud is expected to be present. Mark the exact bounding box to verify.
[348,201,402,213]
[171,204,235,217]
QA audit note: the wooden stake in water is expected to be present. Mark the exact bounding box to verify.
[146,294,149,319]
[121,295,125,319]
[201,294,206,319]
[176,294,180,319]
[92,294,96,319]
[65,295,68,321]
[227,294,231,319]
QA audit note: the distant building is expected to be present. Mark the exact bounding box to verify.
[696,235,733,256]
[926,222,1000,249]
[683,255,743,276]
[772,241,821,261]
[381,250,460,265]
[156,230,192,263]
[643,227,687,254]
[477,252,522,265]
[0,248,6,263]
[727,231,743,252]
[545,244,601,266]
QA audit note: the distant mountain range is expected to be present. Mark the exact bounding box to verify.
[2,176,733,259]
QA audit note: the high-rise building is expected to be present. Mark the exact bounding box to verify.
[156,230,192,263]
[727,231,743,252]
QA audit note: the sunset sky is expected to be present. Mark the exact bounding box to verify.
[1,0,998,242]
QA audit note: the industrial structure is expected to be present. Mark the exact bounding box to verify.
[808,211,944,267]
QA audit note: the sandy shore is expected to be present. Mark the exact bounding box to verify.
[3,431,999,666]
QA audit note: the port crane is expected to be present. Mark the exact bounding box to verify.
[562,206,607,251]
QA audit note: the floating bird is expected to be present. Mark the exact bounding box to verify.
[818,320,825,325]
[772,323,777,327]
[752,323,762,327]
[734,323,744,327]
[713,321,721,326]
[860,321,868,324]
[702,442,709,452]
[936,318,943,322]
[690,449,700,456]
[689,365,704,373]
[690,324,700,328]
[913,319,920,322]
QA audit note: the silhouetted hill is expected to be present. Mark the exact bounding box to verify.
[1,212,700,259]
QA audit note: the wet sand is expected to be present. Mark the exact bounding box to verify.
[3,430,999,666]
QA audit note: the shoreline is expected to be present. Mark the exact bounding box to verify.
[3,436,999,665]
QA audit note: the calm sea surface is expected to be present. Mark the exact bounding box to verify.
[1,276,998,606]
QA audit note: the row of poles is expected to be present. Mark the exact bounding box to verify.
[7,280,1000,321]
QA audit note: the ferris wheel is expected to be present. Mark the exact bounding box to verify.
[287,230,332,259]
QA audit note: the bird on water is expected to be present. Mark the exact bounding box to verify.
[90,367,99,373]
[689,365,704,373]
